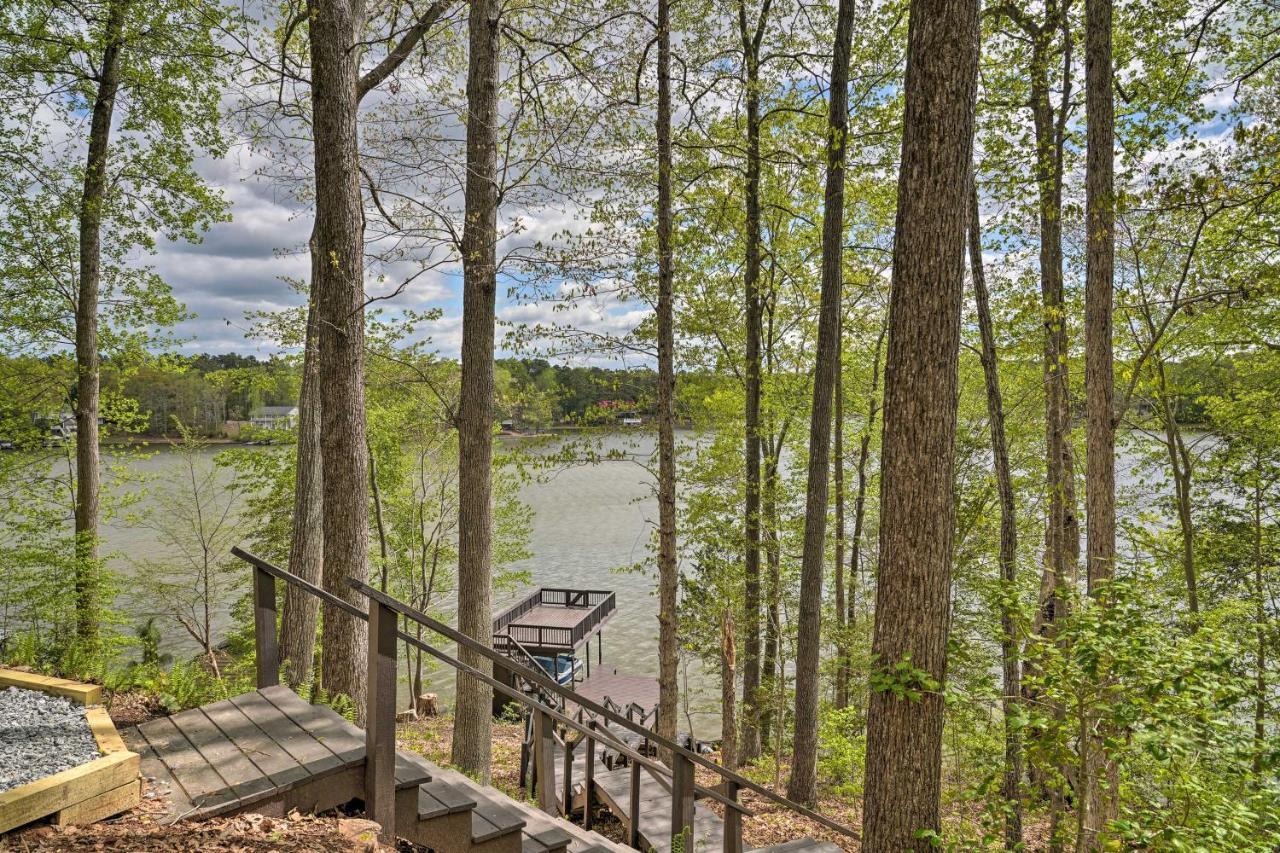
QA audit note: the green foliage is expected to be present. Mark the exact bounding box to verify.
[817,706,865,797]
[869,654,940,704]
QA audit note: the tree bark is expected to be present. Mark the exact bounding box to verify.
[1253,475,1267,773]
[759,450,781,749]
[969,177,1023,850]
[737,0,767,764]
[848,319,886,647]
[310,0,370,720]
[74,0,128,644]
[833,327,848,711]
[655,0,681,754]
[860,0,979,846]
[1080,0,1117,843]
[281,289,323,689]
[1154,360,1199,616]
[720,608,738,772]
[452,0,501,780]
[785,0,856,805]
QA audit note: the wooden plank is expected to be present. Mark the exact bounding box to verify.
[199,697,310,790]
[52,778,141,826]
[228,691,344,777]
[126,729,190,823]
[0,751,138,834]
[0,668,100,704]
[167,706,276,804]
[260,685,364,763]
[84,707,127,755]
[136,716,237,814]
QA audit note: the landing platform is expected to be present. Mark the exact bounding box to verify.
[493,588,615,656]
[568,670,658,718]
[124,685,430,821]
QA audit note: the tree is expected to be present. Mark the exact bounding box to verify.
[308,0,371,715]
[280,295,322,689]
[785,0,855,806]
[0,0,228,647]
[968,177,1023,848]
[737,0,771,765]
[132,426,250,668]
[451,0,501,778]
[654,0,681,754]
[1080,0,1117,843]
[861,0,979,848]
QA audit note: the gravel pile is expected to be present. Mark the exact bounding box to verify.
[0,686,101,792]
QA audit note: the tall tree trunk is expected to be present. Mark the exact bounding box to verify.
[281,293,323,689]
[785,0,855,805]
[452,0,500,780]
[848,319,886,646]
[1154,360,1198,616]
[738,0,767,763]
[655,0,681,753]
[759,450,781,749]
[969,178,1024,850]
[74,0,128,644]
[861,0,979,846]
[720,608,738,772]
[1253,475,1267,773]
[310,0,370,720]
[1080,0,1117,843]
[833,330,848,711]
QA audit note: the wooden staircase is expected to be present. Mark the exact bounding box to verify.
[218,547,855,853]
[125,684,630,853]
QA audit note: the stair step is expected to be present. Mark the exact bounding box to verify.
[425,764,528,845]
[417,776,478,820]
[522,824,573,853]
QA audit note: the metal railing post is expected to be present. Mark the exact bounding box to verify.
[252,565,278,688]
[365,598,397,842]
[723,779,743,853]
[671,751,695,851]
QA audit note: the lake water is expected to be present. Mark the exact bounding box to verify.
[93,433,731,733]
[89,429,1180,737]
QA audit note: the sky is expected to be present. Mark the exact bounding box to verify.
[153,140,651,364]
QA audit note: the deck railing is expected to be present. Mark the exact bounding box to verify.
[492,587,616,654]
[236,546,855,852]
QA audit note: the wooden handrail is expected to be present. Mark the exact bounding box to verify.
[234,547,855,846]
[345,575,854,837]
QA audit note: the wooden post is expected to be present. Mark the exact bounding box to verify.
[671,751,695,852]
[365,599,397,842]
[534,709,557,814]
[628,759,641,849]
[723,779,743,853]
[562,739,574,817]
[584,725,596,830]
[252,566,278,689]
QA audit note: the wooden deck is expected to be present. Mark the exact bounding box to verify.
[124,684,430,821]
[568,670,658,717]
[125,683,633,852]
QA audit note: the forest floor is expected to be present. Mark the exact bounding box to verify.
[1,689,1049,851]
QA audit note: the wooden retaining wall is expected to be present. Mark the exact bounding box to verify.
[0,668,141,834]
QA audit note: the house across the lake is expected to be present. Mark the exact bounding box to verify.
[249,405,299,430]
